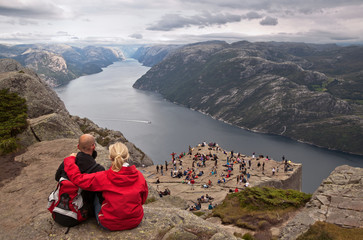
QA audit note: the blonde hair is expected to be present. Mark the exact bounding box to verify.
[109,142,130,172]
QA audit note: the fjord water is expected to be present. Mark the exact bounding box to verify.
[55,59,363,193]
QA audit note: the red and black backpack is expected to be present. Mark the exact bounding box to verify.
[48,163,98,233]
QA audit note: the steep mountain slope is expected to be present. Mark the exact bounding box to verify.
[132,44,181,66]
[133,41,363,155]
[0,44,125,86]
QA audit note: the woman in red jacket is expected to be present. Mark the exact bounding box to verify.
[64,142,148,231]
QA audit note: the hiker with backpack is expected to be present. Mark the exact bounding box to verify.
[49,134,105,229]
[63,141,148,231]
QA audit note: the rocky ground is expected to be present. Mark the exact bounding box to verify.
[0,139,239,240]
[280,165,363,239]
[143,143,302,211]
[0,139,360,240]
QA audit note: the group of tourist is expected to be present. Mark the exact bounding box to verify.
[153,142,293,213]
[189,194,215,211]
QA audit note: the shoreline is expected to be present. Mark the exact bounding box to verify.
[148,94,363,157]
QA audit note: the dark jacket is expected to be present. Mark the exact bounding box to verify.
[55,151,105,217]
[55,151,104,181]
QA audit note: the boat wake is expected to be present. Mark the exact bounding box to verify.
[93,118,151,124]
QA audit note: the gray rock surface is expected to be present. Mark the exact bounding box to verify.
[279,165,363,240]
[0,59,70,118]
[0,139,237,240]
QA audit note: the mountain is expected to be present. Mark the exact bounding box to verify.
[132,44,181,66]
[133,41,363,155]
[0,44,125,87]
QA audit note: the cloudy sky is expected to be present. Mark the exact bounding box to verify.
[0,0,362,46]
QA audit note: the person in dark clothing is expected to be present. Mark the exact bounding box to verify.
[55,134,105,218]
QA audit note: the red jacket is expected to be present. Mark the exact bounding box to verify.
[64,156,148,231]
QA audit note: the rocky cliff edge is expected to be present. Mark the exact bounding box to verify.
[280,165,363,239]
[0,139,238,240]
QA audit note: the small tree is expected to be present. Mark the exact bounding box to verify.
[0,89,28,154]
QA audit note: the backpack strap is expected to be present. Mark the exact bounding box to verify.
[84,163,99,174]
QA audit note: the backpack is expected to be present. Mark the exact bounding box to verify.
[48,163,98,232]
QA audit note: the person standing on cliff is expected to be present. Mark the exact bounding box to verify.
[55,134,105,217]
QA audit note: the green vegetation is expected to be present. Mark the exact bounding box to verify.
[297,221,363,240]
[191,211,205,217]
[212,187,311,232]
[145,197,157,204]
[310,78,335,92]
[240,233,255,240]
[0,89,27,154]
[291,119,363,154]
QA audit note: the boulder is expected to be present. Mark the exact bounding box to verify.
[0,59,69,118]
[279,165,363,239]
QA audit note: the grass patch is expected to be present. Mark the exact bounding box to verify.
[212,187,311,232]
[192,211,205,217]
[241,233,255,240]
[145,197,157,204]
[297,221,363,240]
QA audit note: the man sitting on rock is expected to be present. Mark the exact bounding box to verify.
[55,134,105,217]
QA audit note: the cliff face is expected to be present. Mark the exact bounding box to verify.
[256,163,302,191]
[0,58,82,146]
[133,41,363,155]
[0,44,125,87]
[280,165,363,239]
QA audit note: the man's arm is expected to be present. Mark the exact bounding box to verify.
[55,162,67,181]
[64,156,106,191]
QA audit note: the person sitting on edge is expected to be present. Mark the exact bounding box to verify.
[63,142,148,231]
[55,134,105,218]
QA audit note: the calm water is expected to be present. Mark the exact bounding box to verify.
[55,59,363,193]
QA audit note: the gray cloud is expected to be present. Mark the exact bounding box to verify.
[242,11,263,20]
[0,3,65,19]
[260,16,278,26]
[147,11,242,31]
[185,0,362,14]
[129,33,143,39]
